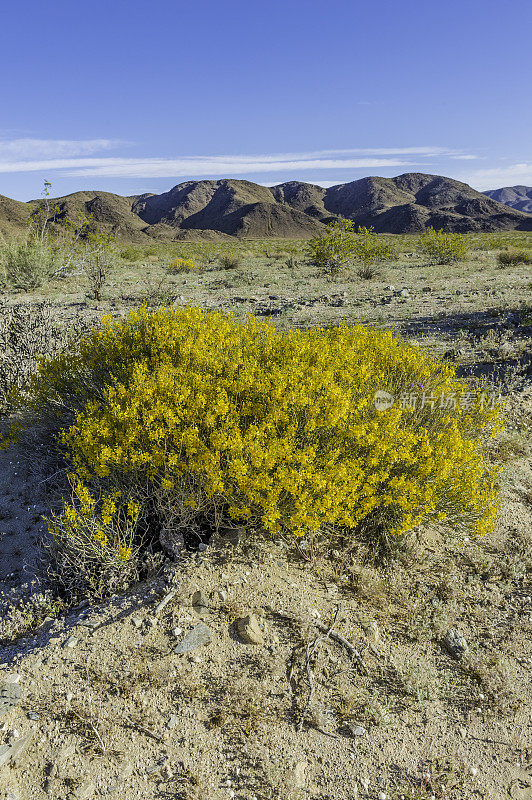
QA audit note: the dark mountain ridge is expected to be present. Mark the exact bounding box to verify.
[2,173,530,240]
[483,185,532,215]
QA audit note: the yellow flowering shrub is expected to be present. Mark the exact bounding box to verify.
[44,477,142,598]
[166,257,198,273]
[13,305,502,568]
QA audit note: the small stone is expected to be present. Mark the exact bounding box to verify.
[73,780,96,799]
[131,617,143,629]
[219,526,241,547]
[0,729,35,769]
[378,793,387,800]
[27,712,40,721]
[443,629,468,660]
[81,619,100,630]
[172,627,183,638]
[217,590,228,603]
[154,589,177,615]
[293,761,307,789]
[0,683,22,721]
[498,342,513,357]
[349,724,366,737]
[2,673,21,684]
[167,714,180,729]
[400,288,410,297]
[192,590,209,618]
[66,692,74,702]
[235,614,265,645]
[470,767,478,777]
[63,636,79,648]
[458,726,467,738]
[173,622,212,654]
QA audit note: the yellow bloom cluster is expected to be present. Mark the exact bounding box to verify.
[167,257,198,273]
[46,477,139,563]
[28,306,502,541]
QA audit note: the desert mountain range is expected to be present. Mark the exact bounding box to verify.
[1,172,531,240]
[483,185,532,215]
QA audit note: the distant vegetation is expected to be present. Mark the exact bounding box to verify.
[418,227,469,264]
[497,249,532,267]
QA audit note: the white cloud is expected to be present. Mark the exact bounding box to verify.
[460,163,532,191]
[63,156,415,179]
[0,144,475,179]
[0,138,123,160]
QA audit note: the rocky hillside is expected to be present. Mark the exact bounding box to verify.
[2,174,532,241]
[483,185,532,215]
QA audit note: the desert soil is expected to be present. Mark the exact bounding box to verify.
[0,243,531,800]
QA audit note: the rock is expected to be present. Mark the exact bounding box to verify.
[443,348,466,361]
[236,614,265,645]
[219,526,242,547]
[292,761,307,789]
[348,724,366,737]
[63,636,79,648]
[0,682,22,721]
[443,629,468,660]
[498,342,514,357]
[73,780,96,800]
[400,288,410,297]
[173,622,213,654]
[192,591,209,618]
[131,617,143,629]
[154,589,177,615]
[387,285,396,292]
[167,714,180,730]
[2,673,20,684]
[0,729,35,768]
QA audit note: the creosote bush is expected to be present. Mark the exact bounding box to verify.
[351,225,394,269]
[4,306,502,596]
[309,221,394,275]
[308,218,357,274]
[418,227,469,264]
[219,254,241,270]
[497,249,532,267]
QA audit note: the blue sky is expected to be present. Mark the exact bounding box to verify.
[1,0,531,200]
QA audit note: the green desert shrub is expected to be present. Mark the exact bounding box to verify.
[3,306,502,597]
[309,221,393,275]
[219,254,241,270]
[308,218,357,274]
[119,246,143,262]
[497,249,532,267]
[352,226,394,272]
[418,227,469,264]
